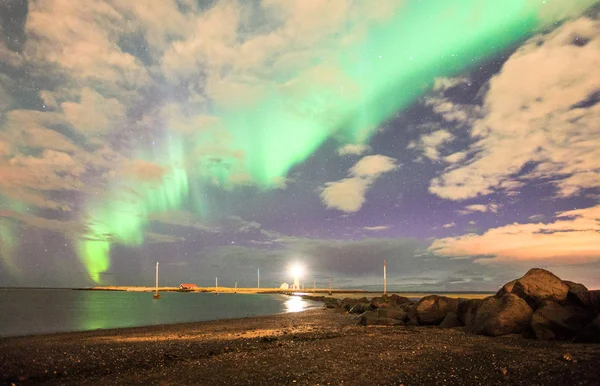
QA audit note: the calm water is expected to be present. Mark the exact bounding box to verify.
[0,289,320,338]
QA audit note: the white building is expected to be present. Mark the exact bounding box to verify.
[280,282,289,289]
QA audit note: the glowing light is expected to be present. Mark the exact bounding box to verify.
[289,264,304,279]
[284,296,307,313]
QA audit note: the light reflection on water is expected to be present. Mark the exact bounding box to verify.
[284,295,308,313]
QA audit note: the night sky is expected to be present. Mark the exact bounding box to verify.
[1,0,599,290]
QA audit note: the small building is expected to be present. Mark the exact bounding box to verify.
[280,282,289,290]
[179,283,198,290]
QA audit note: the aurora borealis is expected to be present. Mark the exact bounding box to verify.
[1,0,600,289]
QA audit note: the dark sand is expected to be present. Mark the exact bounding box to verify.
[1,308,599,385]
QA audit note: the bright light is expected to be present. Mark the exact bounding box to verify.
[289,263,304,278]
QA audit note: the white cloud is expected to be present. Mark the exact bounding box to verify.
[321,155,398,213]
[407,130,454,161]
[433,77,469,91]
[363,225,390,231]
[430,17,600,201]
[350,155,398,177]
[457,204,499,215]
[321,177,372,213]
[338,144,371,156]
[430,205,600,264]
[442,222,456,229]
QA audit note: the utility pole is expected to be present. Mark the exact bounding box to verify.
[153,262,160,299]
[257,268,260,289]
[313,279,316,293]
[384,260,387,295]
[328,276,332,295]
[155,262,159,293]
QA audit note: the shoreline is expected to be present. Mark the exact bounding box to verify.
[74,286,494,299]
[1,307,599,385]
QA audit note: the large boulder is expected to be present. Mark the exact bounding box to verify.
[503,268,569,308]
[531,301,595,340]
[323,298,340,309]
[584,290,600,313]
[495,280,517,298]
[377,308,408,321]
[470,294,533,336]
[348,303,370,314]
[563,281,589,307]
[358,311,404,326]
[439,312,461,328]
[340,298,359,312]
[457,299,482,328]
[388,294,412,307]
[575,314,600,343]
[370,296,390,309]
[405,304,419,326]
[416,295,459,325]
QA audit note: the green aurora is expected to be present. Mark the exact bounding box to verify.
[11,0,594,282]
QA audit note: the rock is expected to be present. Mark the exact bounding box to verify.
[323,298,340,309]
[416,295,459,325]
[457,299,482,328]
[531,301,594,340]
[495,280,517,298]
[348,303,370,314]
[340,298,358,311]
[370,296,392,309]
[358,311,404,326]
[563,281,589,306]
[377,308,408,321]
[508,268,569,308]
[584,290,600,313]
[405,305,419,326]
[439,312,461,328]
[471,294,533,336]
[575,314,600,343]
[388,294,412,307]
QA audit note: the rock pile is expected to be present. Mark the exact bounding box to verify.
[325,268,600,342]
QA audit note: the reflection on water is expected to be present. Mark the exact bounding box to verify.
[284,295,308,313]
[0,289,320,337]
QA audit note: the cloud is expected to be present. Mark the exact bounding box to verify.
[338,144,371,156]
[432,77,469,91]
[321,177,372,213]
[430,205,600,264]
[321,155,397,213]
[442,222,456,229]
[429,17,600,200]
[350,155,398,177]
[528,214,546,222]
[25,0,150,91]
[0,209,83,235]
[62,88,126,136]
[363,225,390,231]
[457,203,499,215]
[407,130,454,161]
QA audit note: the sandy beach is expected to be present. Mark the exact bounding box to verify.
[2,307,599,385]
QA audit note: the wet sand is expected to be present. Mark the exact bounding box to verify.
[1,308,599,385]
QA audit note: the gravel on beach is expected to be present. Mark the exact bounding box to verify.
[1,308,599,385]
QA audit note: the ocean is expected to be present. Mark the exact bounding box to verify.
[0,289,320,338]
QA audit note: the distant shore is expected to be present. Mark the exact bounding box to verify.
[75,286,493,299]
